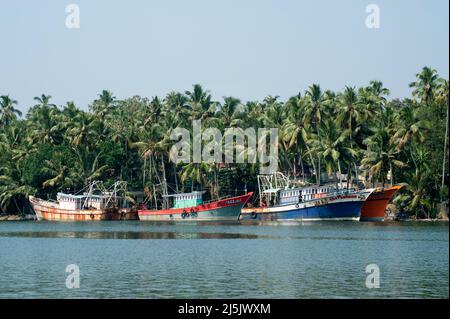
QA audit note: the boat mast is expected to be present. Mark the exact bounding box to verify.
[82,180,101,209]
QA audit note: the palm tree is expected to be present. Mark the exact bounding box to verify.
[336,86,364,185]
[304,84,326,129]
[409,67,440,107]
[27,95,61,145]
[303,84,326,185]
[0,171,35,214]
[337,86,363,136]
[180,161,214,192]
[368,80,390,106]
[392,102,430,173]
[185,84,214,122]
[65,111,98,150]
[92,90,116,117]
[0,95,22,127]
[362,107,406,187]
[216,96,242,128]
[41,156,79,189]
[436,79,449,201]
[312,119,355,188]
[163,91,190,128]
[282,96,316,182]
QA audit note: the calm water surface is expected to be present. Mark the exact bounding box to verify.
[0,221,448,298]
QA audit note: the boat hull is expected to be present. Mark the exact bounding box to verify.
[138,193,253,222]
[29,196,138,221]
[360,186,403,221]
[240,191,373,222]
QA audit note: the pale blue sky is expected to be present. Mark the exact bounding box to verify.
[0,0,448,112]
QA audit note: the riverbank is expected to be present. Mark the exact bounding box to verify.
[0,214,448,222]
[0,214,36,221]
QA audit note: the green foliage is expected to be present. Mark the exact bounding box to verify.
[0,67,448,218]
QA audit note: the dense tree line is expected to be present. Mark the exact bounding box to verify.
[0,67,448,218]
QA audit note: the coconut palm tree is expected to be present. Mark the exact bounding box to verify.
[312,119,355,188]
[392,101,431,174]
[216,96,242,128]
[362,107,406,187]
[368,80,390,106]
[282,95,316,182]
[0,95,22,127]
[0,170,35,214]
[436,79,449,200]
[27,95,61,145]
[304,84,326,129]
[180,161,214,191]
[92,90,116,118]
[185,84,214,122]
[409,67,440,107]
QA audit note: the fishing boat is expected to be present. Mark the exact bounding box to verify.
[138,191,253,221]
[29,181,138,221]
[360,185,404,221]
[240,173,374,222]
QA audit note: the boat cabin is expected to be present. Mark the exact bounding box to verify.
[164,191,205,209]
[57,193,106,210]
[278,186,335,205]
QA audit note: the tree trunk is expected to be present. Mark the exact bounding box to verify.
[143,156,147,187]
[13,198,23,215]
[390,160,394,187]
[173,164,179,192]
[293,156,296,178]
[153,184,158,210]
[300,155,305,184]
[306,144,318,185]
[317,157,321,186]
[346,164,350,190]
[161,156,169,209]
[441,97,449,201]
[337,161,342,189]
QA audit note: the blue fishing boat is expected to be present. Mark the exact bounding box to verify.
[240,173,374,221]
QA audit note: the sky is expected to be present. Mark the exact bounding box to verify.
[0,0,448,113]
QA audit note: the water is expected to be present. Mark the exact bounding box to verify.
[0,221,448,298]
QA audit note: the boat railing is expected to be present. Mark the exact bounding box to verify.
[32,197,59,208]
[201,194,235,205]
[276,188,361,206]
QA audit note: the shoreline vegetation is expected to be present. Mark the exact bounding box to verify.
[0,67,449,220]
[0,213,448,222]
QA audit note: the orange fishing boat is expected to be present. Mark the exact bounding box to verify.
[29,181,138,221]
[360,185,403,221]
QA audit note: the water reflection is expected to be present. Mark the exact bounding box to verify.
[0,231,271,239]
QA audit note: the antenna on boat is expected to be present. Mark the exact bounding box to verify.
[257,172,290,207]
[82,180,102,209]
[104,181,128,208]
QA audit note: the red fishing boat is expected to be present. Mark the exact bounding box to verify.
[138,191,253,221]
[360,185,404,221]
